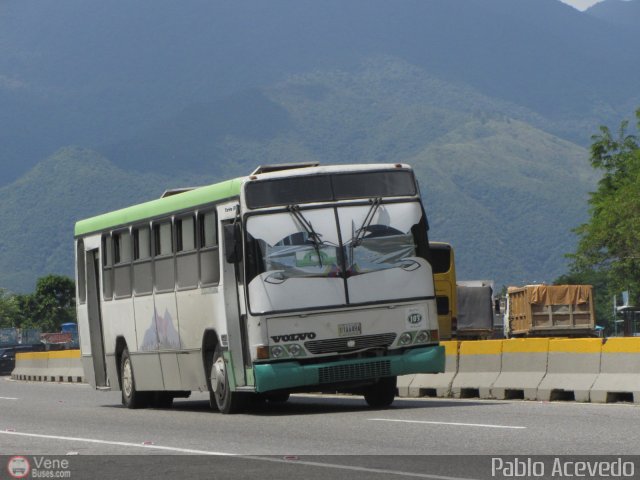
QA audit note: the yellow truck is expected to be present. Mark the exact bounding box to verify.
[429,242,457,340]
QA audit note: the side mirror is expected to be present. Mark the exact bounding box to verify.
[494,299,501,314]
[223,223,242,264]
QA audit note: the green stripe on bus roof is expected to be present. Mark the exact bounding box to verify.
[74,178,244,237]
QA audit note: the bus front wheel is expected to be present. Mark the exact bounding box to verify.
[120,348,149,409]
[363,376,397,408]
[209,345,246,414]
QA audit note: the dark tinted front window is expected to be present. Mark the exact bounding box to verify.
[331,170,416,199]
[245,170,416,209]
[436,296,450,315]
[430,246,451,274]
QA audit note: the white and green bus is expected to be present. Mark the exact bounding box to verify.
[75,163,444,413]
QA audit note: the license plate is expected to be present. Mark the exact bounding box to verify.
[338,322,361,337]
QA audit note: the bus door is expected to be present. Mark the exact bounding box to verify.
[218,205,249,389]
[86,249,108,387]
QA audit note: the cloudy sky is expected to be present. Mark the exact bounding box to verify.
[560,0,603,9]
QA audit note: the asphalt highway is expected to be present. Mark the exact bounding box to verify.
[1,377,638,479]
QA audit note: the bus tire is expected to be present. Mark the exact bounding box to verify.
[209,345,245,414]
[363,376,396,408]
[120,348,149,409]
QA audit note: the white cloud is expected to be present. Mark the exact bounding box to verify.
[559,0,604,11]
[0,74,26,90]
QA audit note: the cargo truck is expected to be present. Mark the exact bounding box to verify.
[505,284,596,337]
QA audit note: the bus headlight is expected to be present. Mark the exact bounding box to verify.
[414,330,430,344]
[271,345,286,359]
[398,332,413,346]
[287,344,303,357]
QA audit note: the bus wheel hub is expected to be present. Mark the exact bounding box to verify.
[211,358,226,394]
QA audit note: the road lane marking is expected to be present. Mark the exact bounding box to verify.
[0,430,480,480]
[0,430,234,455]
[370,418,527,429]
[0,397,18,400]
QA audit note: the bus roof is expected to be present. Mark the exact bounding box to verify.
[74,177,244,237]
[74,163,414,237]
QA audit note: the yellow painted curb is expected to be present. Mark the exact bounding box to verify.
[16,349,81,361]
[16,351,49,361]
[459,340,502,355]
[502,338,550,354]
[548,339,602,354]
[602,337,640,354]
[48,349,81,359]
[440,341,459,356]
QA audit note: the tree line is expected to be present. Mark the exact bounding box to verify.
[0,274,75,333]
[558,108,640,331]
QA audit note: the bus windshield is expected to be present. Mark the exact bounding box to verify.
[245,201,431,313]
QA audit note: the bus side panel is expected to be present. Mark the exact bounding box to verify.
[176,351,207,391]
[101,298,137,390]
[154,291,182,391]
[77,235,103,389]
[132,294,165,390]
[176,289,224,391]
[76,303,97,388]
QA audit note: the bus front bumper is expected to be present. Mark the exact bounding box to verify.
[253,344,444,393]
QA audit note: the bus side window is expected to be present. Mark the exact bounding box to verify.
[153,221,176,293]
[76,240,86,304]
[199,211,220,286]
[113,229,133,298]
[102,234,114,300]
[133,225,153,295]
[176,215,198,290]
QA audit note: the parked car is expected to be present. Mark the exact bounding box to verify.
[0,344,44,375]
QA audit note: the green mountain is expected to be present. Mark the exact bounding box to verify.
[0,148,218,292]
[412,118,594,285]
[1,0,637,184]
[0,59,596,292]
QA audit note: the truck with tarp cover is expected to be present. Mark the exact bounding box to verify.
[456,285,495,339]
[505,284,596,337]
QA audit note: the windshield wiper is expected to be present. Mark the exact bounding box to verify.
[287,205,325,266]
[351,197,381,247]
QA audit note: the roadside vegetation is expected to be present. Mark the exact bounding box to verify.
[0,274,75,332]
[558,109,640,331]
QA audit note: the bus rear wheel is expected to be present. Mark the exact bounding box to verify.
[120,348,149,409]
[363,376,397,408]
[209,345,246,414]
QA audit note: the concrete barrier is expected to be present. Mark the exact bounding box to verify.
[11,351,49,381]
[451,340,503,399]
[12,349,84,383]
[406,341,459,398]
[397,372,415,397]
[67,351,85,382]
[536,339,602,402]
[12,340,640,403]
[590,338,640,404]
[491,338,549,400]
